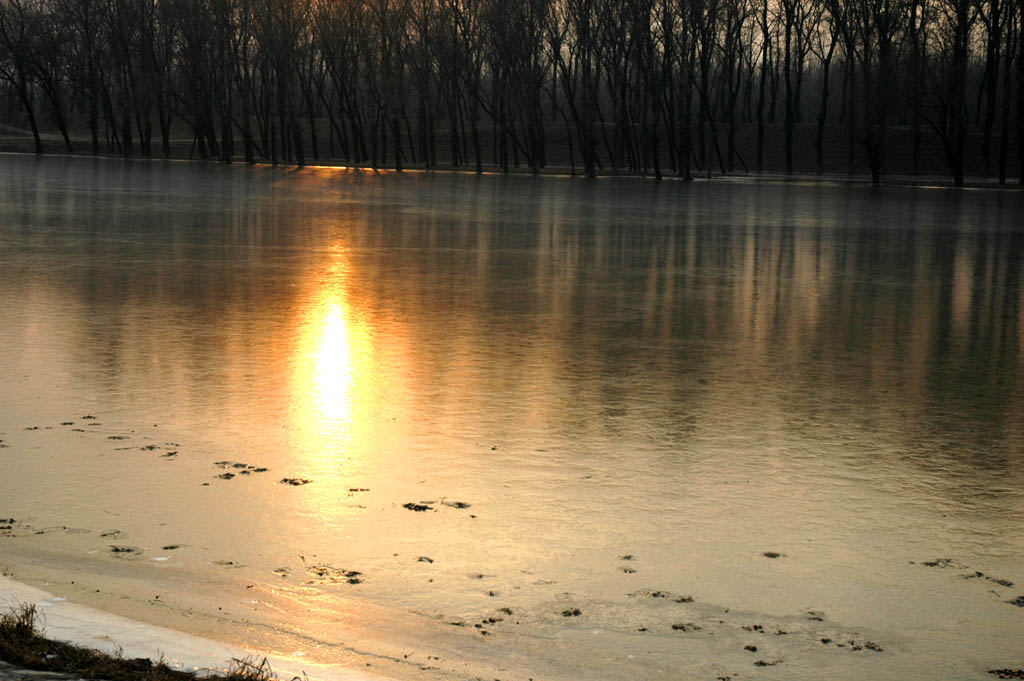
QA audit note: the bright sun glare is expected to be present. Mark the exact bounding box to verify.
[315,301,355,425]
[291,246,368,464]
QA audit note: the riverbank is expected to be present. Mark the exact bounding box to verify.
[2,147,1021,194]
[0,659,93,681]
[0,576,383,681]
[2,124,1021,189]
[2,587,1022,681]
[0,604,270,681]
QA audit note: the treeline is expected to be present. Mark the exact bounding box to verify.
[0,0,1020,185]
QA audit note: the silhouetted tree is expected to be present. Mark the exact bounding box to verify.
[0,0,1018,184]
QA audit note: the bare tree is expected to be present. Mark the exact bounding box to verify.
[0,0,44,153]
[923,0,975,185]
[855,0,909,184]
[809,0,839,174]
[0,0,1017,183]
[755,0,775,171]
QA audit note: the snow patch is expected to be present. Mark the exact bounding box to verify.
[0,575,386,681]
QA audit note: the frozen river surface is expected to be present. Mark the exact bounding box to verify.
[1,154,1022,681]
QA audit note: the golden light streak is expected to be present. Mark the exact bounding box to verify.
[313,302,355,425]
[289,245,372,480]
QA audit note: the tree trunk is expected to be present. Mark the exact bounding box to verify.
[1019,1,1024,185]
[997,21,1014,183]
[756,31,767,170]
[815,50,833,175]
[243,89,254,164]
[89,95,99,155]
[844,55,856,174]
[783,7,794,173]
[392,114,403,171]
[17,80,43,155]
[122,104,133,157]
[981,0,1002,175]
[308,98,319,161]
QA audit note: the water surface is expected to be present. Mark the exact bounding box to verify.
[1,155,1022,681]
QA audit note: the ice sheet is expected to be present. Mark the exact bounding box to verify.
[0,575,385,681]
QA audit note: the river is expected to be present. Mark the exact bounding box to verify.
[1,154,1022,681]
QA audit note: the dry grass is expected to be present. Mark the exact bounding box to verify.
[0,604,282,681]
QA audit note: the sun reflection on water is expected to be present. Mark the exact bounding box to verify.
[314,302,355,425]
[289,246,374,484]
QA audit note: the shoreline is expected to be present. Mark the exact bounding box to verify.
[0,576,384,681]
[1,148,1021,191]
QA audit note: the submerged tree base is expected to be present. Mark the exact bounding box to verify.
[0,120,1018,188]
